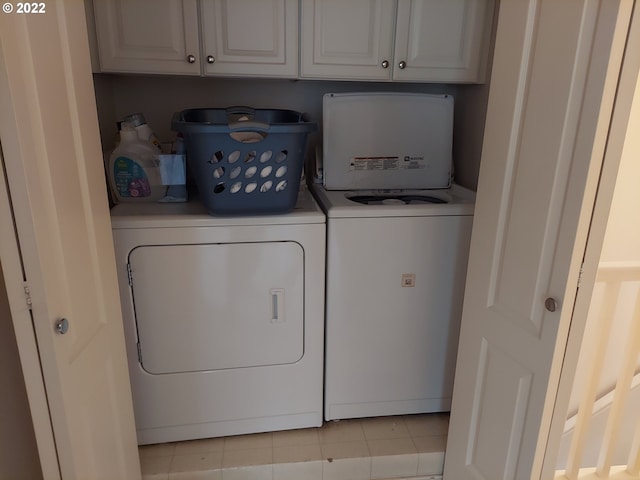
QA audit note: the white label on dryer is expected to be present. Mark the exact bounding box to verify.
[399,155,427,170]
[349,157,399,171]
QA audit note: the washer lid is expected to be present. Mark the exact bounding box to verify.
[322,92,454,190]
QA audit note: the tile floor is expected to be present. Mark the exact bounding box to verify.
[139,413,449,480]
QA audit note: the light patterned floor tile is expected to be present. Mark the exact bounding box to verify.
[142,474,169,480]
[140,455,173,476]
[273,460,322,480]
[222,447,273,468]
[272,427,320,447]
[222,464,273,480]
[412,435,447,453]
[417,451,446,476]
[274,444,322,463]
[322,457,371,480]
[224,432,273,451]
[169,470,222,480]
[370,453,419,479]
[367,437,417,456]
[140,443,177,458]
[318,420,365,444]
[361,417,411,440]
[139,414,450,479]
[320,441,370,460]
[404,414,450,438]
[174,438,225,455]
[170,452,223,473]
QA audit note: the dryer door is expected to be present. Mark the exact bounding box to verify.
[128,241,304,374]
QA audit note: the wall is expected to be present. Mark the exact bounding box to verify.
[93,74,490,191]
[0,262,42,480]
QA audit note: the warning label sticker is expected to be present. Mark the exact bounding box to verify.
[399,155,427,170]
[349,157,399,171]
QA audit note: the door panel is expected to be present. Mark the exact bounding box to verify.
[0,4,141,479]
[130,242,304,374]
[201,0,298,78]
[93,0,200,75]
[300,0,396,80]
[444,1,633,479]
[394,0,493,82]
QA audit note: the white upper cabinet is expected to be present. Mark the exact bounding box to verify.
[300,0,495,83]
[200,0,298,78]
[300,0,396,81]
[93,0,200,75]
[93,0,298,78]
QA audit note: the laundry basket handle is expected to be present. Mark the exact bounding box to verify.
[225,106,270,131]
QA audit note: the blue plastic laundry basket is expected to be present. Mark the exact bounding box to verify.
[172,107,316,215]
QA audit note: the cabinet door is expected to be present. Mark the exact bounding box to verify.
[200,0,298,78]
[300,0,396,80]
[393,0,494,83]
[93,0,200,75]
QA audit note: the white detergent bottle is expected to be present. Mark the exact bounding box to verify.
[108,122,166,203]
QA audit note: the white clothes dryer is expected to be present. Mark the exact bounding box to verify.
[313,92,475,421]
[111,187,325,444]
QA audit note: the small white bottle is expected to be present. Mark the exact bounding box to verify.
[108,122,166,203]
[124,113,162,151]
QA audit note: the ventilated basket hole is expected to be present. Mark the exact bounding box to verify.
[230,182,242,194]
[244,166,258,178]
[275,180,287,192]
[275,165,287,178]
[229,166,242,179]
[245,182,257,194]
[260,150,273,163]
[275,150,288,163]
[212,166,225,179]
[210,150,224,164]
[228,151,241,163]
[243,150,257,163]
[229,131,267,143]
[260,180,273,193]
[213,182,225,194]
[260,165,273,178]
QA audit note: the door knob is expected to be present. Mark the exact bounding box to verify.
[398,61,407,69]
[187,54,196,64]
[207,55,215,64]
[55,317,69,335]
[381,60,389,69]
[545,297,559,312]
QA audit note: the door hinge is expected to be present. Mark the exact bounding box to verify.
[23,282,32,310]
[136,342,142,363]
[127,263,133,286]
[577,263,585,288]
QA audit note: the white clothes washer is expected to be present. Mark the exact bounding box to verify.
[111,187,325,444]
[312,92,475,421]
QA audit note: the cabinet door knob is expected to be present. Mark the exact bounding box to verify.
[207,55,215,64]
[55,318,70,335]
[381,60,389,69]
[398,61,407,69]
[187,54,196,64]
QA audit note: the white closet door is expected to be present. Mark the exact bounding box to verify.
[0,3,141,478]
[444,1,634,478]
[130,242,304,374]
